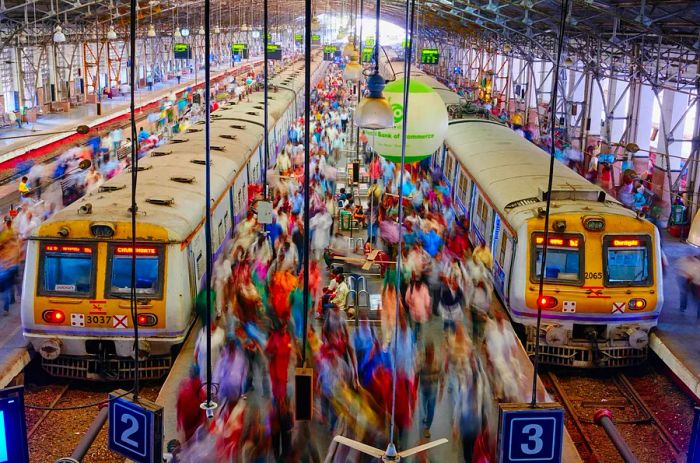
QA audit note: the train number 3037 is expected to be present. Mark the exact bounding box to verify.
[585,272,603,280]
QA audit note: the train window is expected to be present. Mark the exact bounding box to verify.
[458,171,469,203]
[603,236,652,286]
[499,233,508,265]
[39,244,96,297]
[217,220,225,246]
[107,245,163,298]
[531,233,583,285]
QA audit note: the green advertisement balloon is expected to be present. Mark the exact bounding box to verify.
[366,78,448,164]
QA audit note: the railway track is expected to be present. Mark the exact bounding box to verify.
[543,368,690,463]
[23,379,160,462]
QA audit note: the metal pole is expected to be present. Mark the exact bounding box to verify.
[68,408,108,461]
[129,0,140,402]
[594,409,639,463]
[263,0,269,196]
[301,0,311,366]
[203,0,214,408]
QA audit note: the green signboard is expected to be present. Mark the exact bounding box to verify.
[294,33,303,43]
[267,43,282,60]
[361,47,374,63]
[174,43,192,59]
[311,34,321,43]
[365,37,375,47]
[420,48,440,64]
[231,43,249,59]
[402,38,412,49]
[323,45,337,53]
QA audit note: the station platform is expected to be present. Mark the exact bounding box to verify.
[0,300,31,389]
[0,58,262,191]
[650,233,700,401]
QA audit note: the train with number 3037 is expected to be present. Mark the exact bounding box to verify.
[406,68,663,368]
[20,55,327,380]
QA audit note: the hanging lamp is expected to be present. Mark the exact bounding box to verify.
[53,24,66,43]
[214,25,221,34]
[311,15,321,32]
[342,38,356,58]
[174,28,182,38]
[107,25,117,40]
[343,49,363,82]
[147,24,156,37]
[198,26,205,35]
[181,27,190,37]
[354,0,393,129]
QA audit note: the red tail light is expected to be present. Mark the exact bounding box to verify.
[42,310,65,324]
[628,298,647,310]
[137,313,158,326]
[538,295,558,310]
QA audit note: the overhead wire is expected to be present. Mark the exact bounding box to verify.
[530,0,571,408]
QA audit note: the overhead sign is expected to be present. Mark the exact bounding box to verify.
[420,48,440,65]
[173,43,192,60]
[361,47,374,63]
[231,43,249,59]
[365,36,375,47]
[294,33,303,43]
[0,387,29,463]
[257,201,273,224]
[109,390,163,463]
[267,44,282,60]
[498,403,564,463]
[311,34,321,43]
[323,45,338,61]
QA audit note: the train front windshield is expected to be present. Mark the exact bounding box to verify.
[531,234,583,284]
[39,244,95,296]
[604,236,652,286]
[108,245,163,297]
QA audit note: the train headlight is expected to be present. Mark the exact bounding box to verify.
[583,216,605,231]
[137,313,158,327]
[628,298,647,310]
[42,309,65,324]
[538,295,558,310]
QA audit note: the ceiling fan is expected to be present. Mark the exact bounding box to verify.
[333,436,448,462]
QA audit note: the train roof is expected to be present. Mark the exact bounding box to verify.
[35,56,322,243]
[394,69,463,106]
[445,119,638,228]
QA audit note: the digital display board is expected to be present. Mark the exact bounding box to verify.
[294,33,303,43]
[361,47,374,63]
[267,44,282,60]
[173,43,192,59]
[0,387,29,463]
[323,45,338,61]
[311,34,321,43]
[231,43,249,59]
[420,48,440,64]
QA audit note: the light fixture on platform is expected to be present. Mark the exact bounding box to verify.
[53,25,66,43]
[107,25,117,40]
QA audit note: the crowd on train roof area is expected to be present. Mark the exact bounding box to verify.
[171,62,542,463]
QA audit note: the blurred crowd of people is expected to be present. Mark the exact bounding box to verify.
[173,61,538,463]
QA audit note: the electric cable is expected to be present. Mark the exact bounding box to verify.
[531,0,571,408]
[388,0,416,447]
[129,0,140,402]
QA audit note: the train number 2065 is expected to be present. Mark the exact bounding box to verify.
[585,272,603,280]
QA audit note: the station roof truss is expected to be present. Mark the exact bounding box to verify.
[0,0,698,89]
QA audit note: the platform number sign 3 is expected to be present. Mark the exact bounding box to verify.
[108,390,163,463]
[498,404,564,463]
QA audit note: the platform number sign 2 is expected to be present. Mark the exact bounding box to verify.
[108,390,163,463]
[498,404,564,463]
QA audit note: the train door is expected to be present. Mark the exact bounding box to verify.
[470,191,491,246]
[186,245,198,301]
[491,216,508,298]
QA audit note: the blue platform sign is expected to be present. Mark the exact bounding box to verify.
[688,406,700,462]
[498,404,564,463]
[0,387,29,463]
[108,390,163,463]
